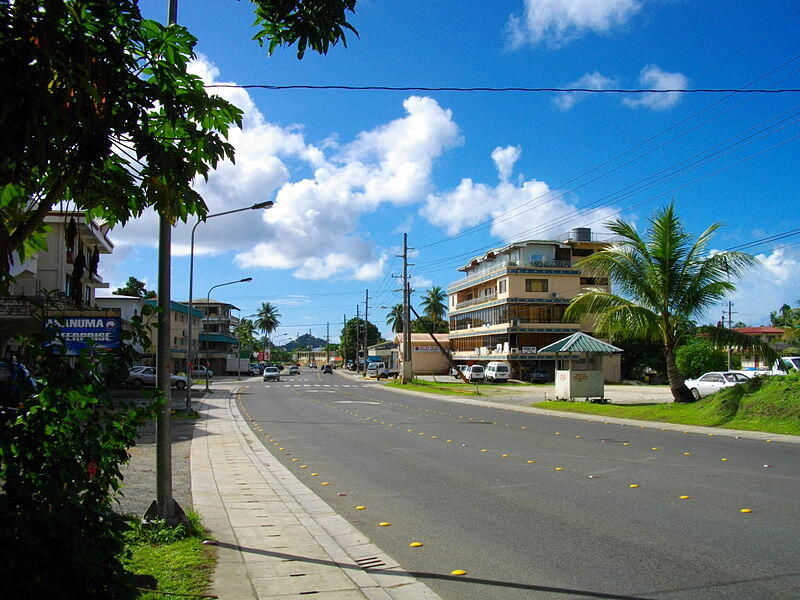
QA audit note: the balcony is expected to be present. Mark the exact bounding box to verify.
[448,260,578,293]
[455,293,498,310]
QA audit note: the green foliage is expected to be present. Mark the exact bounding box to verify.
[615,338,665,380]
[0,309,158,599]
[339,317,380,361]
[420,285,447,329]
[254,302,281,338]
[252,0,358,59]
[675,338,727,378]
[411,314,449,334]
[386,303,404,333]
[270,347,293,363]
[114,276,156,299]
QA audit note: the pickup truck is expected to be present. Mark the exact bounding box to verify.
[375,368,399,380]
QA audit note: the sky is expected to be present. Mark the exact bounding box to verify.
[100,0,800,343]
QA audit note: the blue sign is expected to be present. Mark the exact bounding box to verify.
[44,316,121,355]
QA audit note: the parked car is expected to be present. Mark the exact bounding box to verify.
[684,371,751,400]
[322,365,333,374]
[527,368,551,384]
[190,365,213,379]
[485,361,510,383]
[464,365,485,383]
[262,366,280,382]
[248,363,263,376]
[128,366,188,390]
[376,368,399,380]
[450,364,468,379]
[289,366,300,375]
[309,363,318,369]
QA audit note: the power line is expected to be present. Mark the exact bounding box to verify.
[206,83,800,94]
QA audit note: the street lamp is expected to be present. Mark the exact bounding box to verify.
[184,201,273,410]
[204,277,253,391]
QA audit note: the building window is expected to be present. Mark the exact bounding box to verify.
[525,279,548,292]
[499,279,507,294]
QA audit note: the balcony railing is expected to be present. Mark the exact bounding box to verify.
[454,293,498,310]
[448,260,578,292]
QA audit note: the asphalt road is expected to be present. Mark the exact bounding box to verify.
[236,370,800,600]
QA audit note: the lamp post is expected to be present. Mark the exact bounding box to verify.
[184,201,273,411]
[204,278,253,391]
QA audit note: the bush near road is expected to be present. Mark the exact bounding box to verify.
[533,372,800,436]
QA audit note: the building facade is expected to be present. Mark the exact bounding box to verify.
[143,299,204,374]
[2,211,114,354]
[190,298,240,375]
[732,326,788,370]
[447,229,621,381]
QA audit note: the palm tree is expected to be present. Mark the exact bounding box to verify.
[420,286,447,332]
[254,302,281,351]
[386,303,404,333]
[564,204,775,403]
[233,318,256,359]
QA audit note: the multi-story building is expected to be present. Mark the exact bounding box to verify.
[2,211,114,354]
[189,298,240,375]
[732,326,788,370]
[142,299,204,373]
[447,228,621,381]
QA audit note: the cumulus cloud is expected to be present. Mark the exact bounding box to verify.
[421,148,617,242]
[507,0,642,48]
[491,146,522,182]
[555,71,618,110]
[728,246,800,325]
[110,56,461,282]
[623,64,689,111]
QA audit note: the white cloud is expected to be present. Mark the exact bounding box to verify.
[421,149,617,242]
[411,276,434,289]
[491,146,522,182]
[555,71,617,110]
[623,64,689,111]
[110,56,461,282]
[728,246,800,325]
[507,0,642,48]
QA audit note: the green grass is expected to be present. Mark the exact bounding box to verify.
[122,510,216,599]
[533,372,800,436]
[385,378,481,396]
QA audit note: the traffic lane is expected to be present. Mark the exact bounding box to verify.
[241,381,800,599]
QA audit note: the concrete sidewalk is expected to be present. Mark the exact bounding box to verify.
[191,387,440,600]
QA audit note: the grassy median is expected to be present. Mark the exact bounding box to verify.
[385,378,482,396]
[534,372,800,436]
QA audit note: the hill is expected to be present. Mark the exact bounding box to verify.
[281,333,327,351]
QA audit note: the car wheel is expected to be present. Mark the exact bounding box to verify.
[174,381,186,391]
[691,388,700,401]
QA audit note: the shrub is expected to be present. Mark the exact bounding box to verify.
[675,338,727,378]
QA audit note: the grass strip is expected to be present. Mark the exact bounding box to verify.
[532,372,800,436]
[385,378,481,396]
[122,510,216,599]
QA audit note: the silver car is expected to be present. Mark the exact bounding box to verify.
[262,366,280,381]
[127,366,188,390]
[684,371,750,400]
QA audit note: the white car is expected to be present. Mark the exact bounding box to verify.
[450,364,468,379]
[684,371,750,400]
[464,365,485,382]
[262,366,280,381]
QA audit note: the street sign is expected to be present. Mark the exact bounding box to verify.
[44,316,121,355]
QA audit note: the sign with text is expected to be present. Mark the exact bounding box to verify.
[44,316,121,355]
[412,345,438,353]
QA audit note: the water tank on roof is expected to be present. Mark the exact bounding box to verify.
[571,227,591,241]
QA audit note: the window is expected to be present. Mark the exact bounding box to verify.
[525,279,548,292]
[498,279,507,294]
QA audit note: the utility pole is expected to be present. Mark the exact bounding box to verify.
[326,322,330,366]
[727,301,733,370]
[363,289,369,377]
[401,233,413,383]
[355,304,360,374]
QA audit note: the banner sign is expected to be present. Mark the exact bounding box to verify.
[44,316,121,355]
[413,345,438,353]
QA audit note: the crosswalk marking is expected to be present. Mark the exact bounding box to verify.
[263,383,368,389]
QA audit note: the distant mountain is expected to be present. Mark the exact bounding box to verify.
[281,333,328,351]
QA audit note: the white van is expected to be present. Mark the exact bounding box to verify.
[465,364,485,382]
[485,361,510,383]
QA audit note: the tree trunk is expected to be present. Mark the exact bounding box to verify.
[664,343,694,403]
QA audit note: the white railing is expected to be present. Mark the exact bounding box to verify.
[448,260,577,292]
[455,293,498,310]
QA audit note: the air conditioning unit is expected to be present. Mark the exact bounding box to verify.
[510,348,519,354]
[551,292,558,298]
[474,348,480,354]
[510,318,520,327]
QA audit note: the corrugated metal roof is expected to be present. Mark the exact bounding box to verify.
[538,332,623,354]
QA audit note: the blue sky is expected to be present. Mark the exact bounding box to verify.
[102,1,800,343]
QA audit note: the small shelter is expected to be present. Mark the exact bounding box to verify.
[538,332,623,402]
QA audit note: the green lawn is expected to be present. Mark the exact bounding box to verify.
[122,511,216,599]
[385,378,481,396]
[533,372,800,436]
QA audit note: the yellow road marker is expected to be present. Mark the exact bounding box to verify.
[310,473,319,476]
[575,435,582,438]
[480,449,488,453]
[521,426,527,429]
[555,432,561,435]
[501,454,509,458]
[554,467,564,471]
[378,522,391,527]
[527,460,536,463]
[279,447,285,450]
[679,495,690,499]
[651,447,659,451]
[740,508,752,513]
[629,484,639,488]
[431,436,438,439]
[623,443,630,446]
[292,458,300,462]
[450,570,467,576]
[321,482,331,486]
[356,506,366,510]
[300,465,308,469]
[409,542,423,548]
[683,452,691,455]
[721,458,728,461]
[446,440,453,443]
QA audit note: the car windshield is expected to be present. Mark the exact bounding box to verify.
[265,368,278,373]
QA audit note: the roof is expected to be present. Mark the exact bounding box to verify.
[199,333,238,344]
[458,239,565,272]
[394,333,450,343]
[188,298,241,310]
[144,299,204,318]
[733,327,785,335]
[538,332,623,354]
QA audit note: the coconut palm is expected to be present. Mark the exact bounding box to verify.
[420,286,447,332]
[233,318,257,358]
[386,303,404,333]
[564,204,776,403]
[254,302,281,341]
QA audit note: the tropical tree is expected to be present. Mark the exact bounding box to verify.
[254,302,281,341]
[113,276,156,299]
[233,318,257,358]
[564,204,777,403]
[420,286,447,332]
[386,303,404,333]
